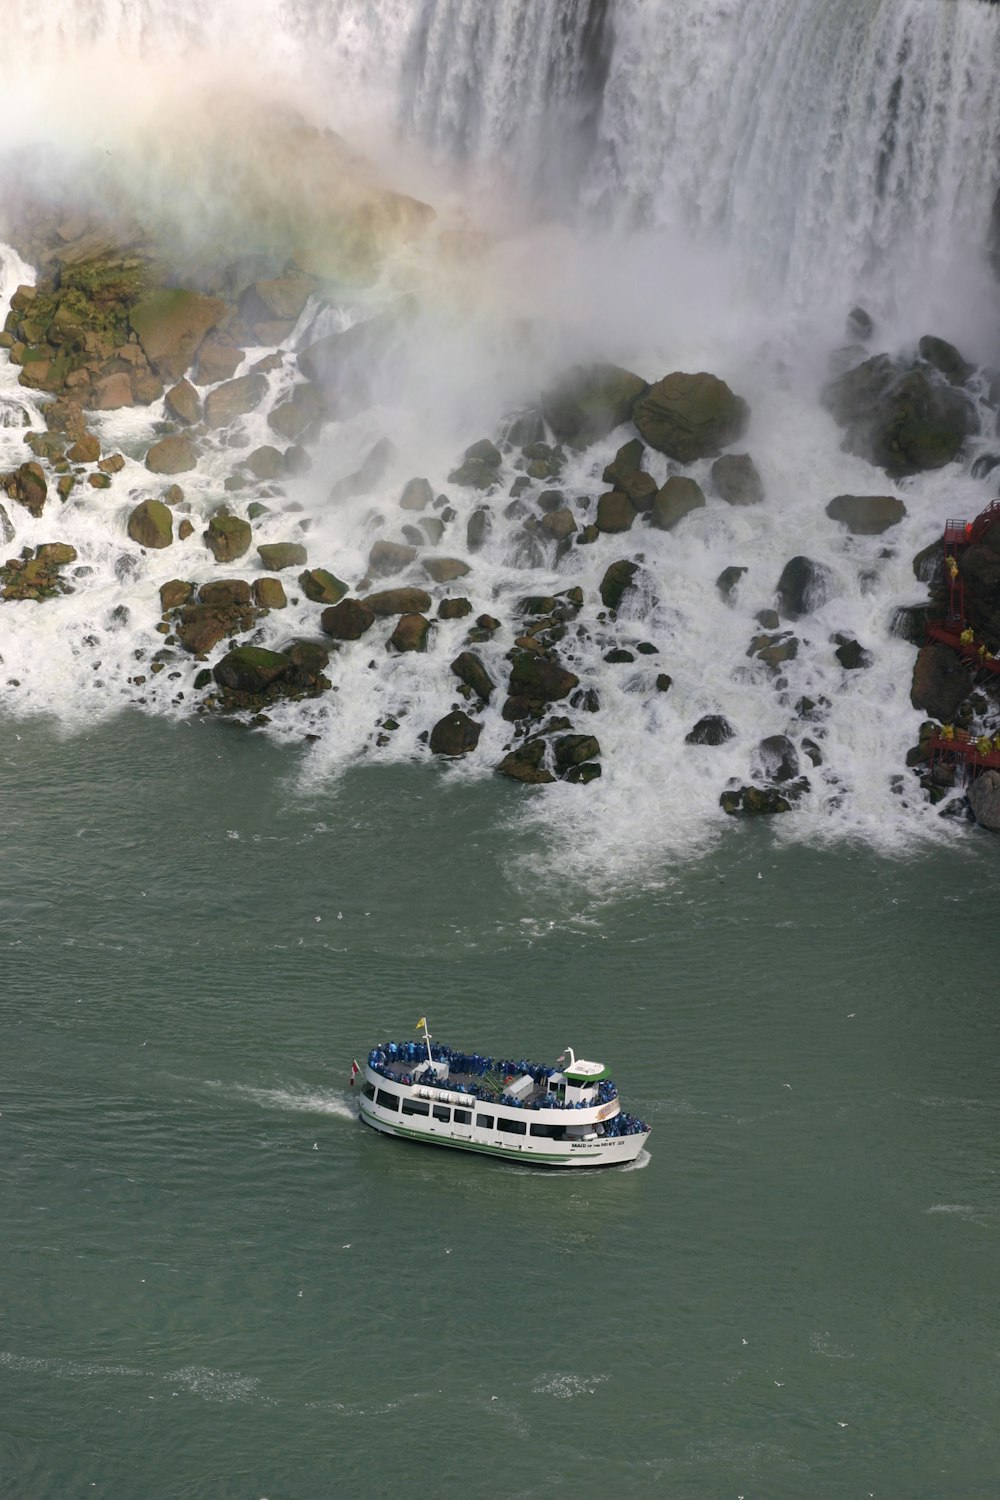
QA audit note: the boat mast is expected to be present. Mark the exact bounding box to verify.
[417,1015,432,1064]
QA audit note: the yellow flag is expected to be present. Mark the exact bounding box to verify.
[416,1016,427,1031]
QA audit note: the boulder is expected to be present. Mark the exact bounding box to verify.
[145,433,198,475]
[775,555,830,618]
[281,640,331,684]
[129,289,227,382]
[159,579,194,611]
[33,542,77,566]
[651,475,705,531]
[240,272,317,325]
[257,542,307,570]
[832,632,872,670]
[195,338,243,385]
[253,577,287,609]
[596,491,637,533]
[198,579,252,608]
[967,769,1000,832]
[299,568,347,604]
[92,372,133,410]
[712,453,764,506]
[423,556,470,583]
[369,540,417,577]
[822,355,974,477]
[267,382,329,442]
[825,494,906,534]
[685,715,734,745]
[616,470,658,511]
[600,559,639,611]
[716,565,747,602]
[429,710,482,756]
[467,507,491,552]
[362,587,432,616]
[320,597,375,639]
[164,379,201,425]
[204,373,269,429]
[541,363,648,447]
[720,785,794,816]
[451,651,495,700]
[245,445,285,480]
[918,335,974,388]
[388,612,430,652]
[634,371,749,462]
[747,632,799,669]
[755,735,799,782]
[541,507,577,541]
[509,652,579,704]
[400,477,433,511]
[213,645,291,694]
[13,461,47,516]
[296,299,416,408]
[496,738,555,784]
[448,438,503,490]
[847,306,874,341]
[554,735,600,771]
[127,498,173,549]
[330,437,398,502]
[438,597,472,619]
[603,438,644,485]
[910,642,973,720]
[175,606,241,655]
[206,514,252,563]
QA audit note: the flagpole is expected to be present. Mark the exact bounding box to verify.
[420,1016,432,1064]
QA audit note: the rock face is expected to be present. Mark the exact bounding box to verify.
[825,494,906,534]
[429,710,482,756]
[633,371,750,462]
[968,769,1000,832]
[910,642,973,720]
[127,498,173,548]
[822,354,975,477]
[320,597,375,639]
[146,433,197,475]
[712,453,764,506]
[776,556,830,619]
[130,289,226,382]
[542,363,648,447]
[206,514,252,563]
[651,475,705,531]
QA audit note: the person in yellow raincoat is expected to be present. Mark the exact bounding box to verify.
[960,626,974,645]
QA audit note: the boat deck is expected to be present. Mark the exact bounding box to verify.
[376,1058,574,1110]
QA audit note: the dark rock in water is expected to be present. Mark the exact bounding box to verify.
[651,475,705,531]
[890,602,934,645]
[128,498,173,549]
[563,762,602,784]
[825,493,905,534]
[509,651,579,704]
[616,469,658,512]
[968,768,1000,831]
[541,507,577,541]
[832,632,872,670]
[198,578,252,608]
[596,490,637,533]
[438,597,472,619]
[330,437,397,502]
[214,645,290,693]
[571,687,601,713]
[421,516,445,546]
[160,578,193,611]
[756,735,799,783]
[320,597,375,640]
[423,556,470,584]
[204,373,268,429]
[716,565,747,602]
[822,354,975,477]
[686,715,734,746]
[775,555,831,618]
[912,540,944,587]
[633,371,750,462]
[802,737,823,766]
[448,437,502,489]
[430,710,482,757]
[368,540,417,577]
[267,382,328,443]
[467,507,491,552]
[755,609,780,629]
[971,453,1000,481]
[541,363,648,447]
[599,560,639,611]
[555,735,601,771]
[257,542,307,570]
[502,408,545,448]
[747,632,799,669]
[847,306,874,341]
[918,335,974,388]
[712,453,764,506]
[165,378,201,426]
[655,673,672,693]
[299,568,347,604]
[245,445,285,480]
[451,650,494,700]
[206,514,251,563]
[282,639,331,683]
[361,587,432,617]
[603,438,645,486]
[388,613,430,652]
[145,433,198,475]
[910,642,973,720]
[253,577,287,609]
[496,738,555,784]
[720,784,794,816]
[400,477,433,511]
[536,489,565,513]
[603,648,634,664]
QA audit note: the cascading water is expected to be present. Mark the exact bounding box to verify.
[2,0,1000,882]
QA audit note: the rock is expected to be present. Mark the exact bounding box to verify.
[145,433,197,475]
[213,645,291,694]
[616,470,658,512]
[245,445,285,480]
[280,639,331,683]
[554,735,600,771]
[967,769,1000,831]
[388,613,430,652]
[257,542,307,570]
[296,299,416,407]
[847,306,874,341]
[775,555,830,618]
[451,650,494,700]
[910,642,973,720]
[203,373,269,429]
[400,477,433,511]
[0,542,78,601]
[0,502,15,545]
[755,609,780,629]
[467,507,491,552]
[912,540,944,587]
[918,335,974,388]
[651,475,705,531]
[129,289,227,382]
[825,494,906,534]
[747,631,799,669]
[91,372,133,409]
[563,762,601,785]
[716,565,747,602]
[320,597,375,639]
[127,498,173,548]
[604,648,634,664]
[240,272,317,326]
[206,514,252,563]
[196,338,244,386]
[178,519,194,541]
[330,437,398,502]
[822,355,975,477]
[198,579,252,608]
[536,489,565,514]
[685,715,734,745]
[832,632,872,670]
[509,652,579,704]
[496,738,555,784]
[369,540,417,577]
[174,604,233,654]
[362,587,432,617]
[603,438,645,485]
[720,785,794,816]
[890,602,934,645]
[755,735,799,782]
[712,453,764,506]
[600,559,639,611]
[423,556,470,583]
[634,371,750,461]
[430,710,482,756]
[299,567,347,604]
[541,363,648,447]
[448,438,503,490]
[540,507,577,541]
[162,379,200,426]
[596,491,637,533]
[655,673,672,693]
[267,382,329,442]
[13,461,47,516]
[253,577,287,609]
[438,597,472,619]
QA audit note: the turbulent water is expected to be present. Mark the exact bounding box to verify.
[1,0,999,885]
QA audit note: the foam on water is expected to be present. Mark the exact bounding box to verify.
[206,1080,356,1121]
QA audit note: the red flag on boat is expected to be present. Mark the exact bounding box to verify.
[350,1059,360,1086]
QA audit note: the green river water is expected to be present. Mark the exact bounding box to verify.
[2,713,998,1499]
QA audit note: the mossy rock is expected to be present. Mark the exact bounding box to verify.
[206,514,252,563]
[257,542,307,571]
[213,645,291,693]
[634,372,750,462]
[299,567,347,604]
[542,363,648,447]
[651,476,705,531]
[129,289,227,382]
[127,498,173,549]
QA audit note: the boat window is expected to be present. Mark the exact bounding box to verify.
[375,1089,399,1112]
[362,1081,375,1100]
[497,1117,527,1136]
[454,1109,472,1125]
[529,1123,567,1140]
[476,1114,494,1130]
[402,1099,429,1117]
[432,1105,450,1122]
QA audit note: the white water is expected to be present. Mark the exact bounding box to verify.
[1,0,999,880]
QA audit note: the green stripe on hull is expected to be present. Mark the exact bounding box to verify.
[358,1108,632,1167]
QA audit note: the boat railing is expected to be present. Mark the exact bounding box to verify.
[366,1042,619,1112]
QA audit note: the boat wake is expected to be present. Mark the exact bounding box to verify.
[618,1148,651,1172]
[206,1080,356,1121]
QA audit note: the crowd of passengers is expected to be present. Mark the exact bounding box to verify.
[366,1041,627,1115]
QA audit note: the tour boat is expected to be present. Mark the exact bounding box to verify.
[354,1020,650,1167]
